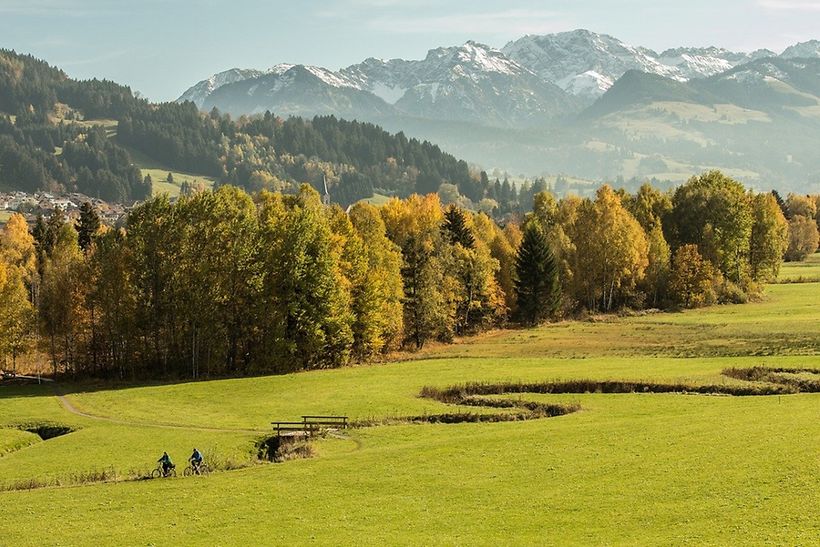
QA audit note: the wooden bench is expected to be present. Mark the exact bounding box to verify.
[270,416,348,437]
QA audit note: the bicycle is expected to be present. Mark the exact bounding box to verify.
[183,461,211,477]
[150,464,177,478]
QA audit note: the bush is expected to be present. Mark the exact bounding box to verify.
[716,279,748,304]
[668,245,717,308]
[785,215,819,261]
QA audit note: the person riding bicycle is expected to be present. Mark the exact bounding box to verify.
[158,451,174,476]
[189,448,204,471]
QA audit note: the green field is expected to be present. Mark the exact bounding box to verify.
[0,210,12,225]
[360,192,391,206]
[121,144,216,198]
[0,280,818,544]
[778,252,820,283]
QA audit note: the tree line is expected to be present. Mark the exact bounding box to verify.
[2,170,815,379]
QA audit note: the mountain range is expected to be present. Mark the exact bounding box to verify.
[177,30,820,192]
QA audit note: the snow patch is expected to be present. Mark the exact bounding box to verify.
[268,63,295,75]
[303,66,360,89]
[370,82,406,104]
[458,41,519,75]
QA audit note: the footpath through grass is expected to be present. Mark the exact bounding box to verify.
[0,282,818,544]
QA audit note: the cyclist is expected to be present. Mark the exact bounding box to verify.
[158,451,174,476]
[189,448,204,473]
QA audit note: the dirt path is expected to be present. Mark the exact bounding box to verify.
[54,392,268,435]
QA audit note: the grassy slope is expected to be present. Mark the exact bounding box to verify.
[0,282,818,544]
[360,193,391,206]
[0,429,39,455]
[120,145,216,198]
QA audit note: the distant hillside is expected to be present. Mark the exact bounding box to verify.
[582,70,717,118]
[0,50,503,209]
[0,50,149,202]
[695,57,820,111]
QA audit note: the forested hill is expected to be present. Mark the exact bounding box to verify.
[0,50,148,202]
[0,49,492,207]
[117,104,483,205]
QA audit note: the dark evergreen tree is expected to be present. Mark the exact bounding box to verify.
[514,222,560,326]
[771,189,790,220]
[32,214,48,275]
[443,205,475,249]
[501,177,512,203]
[76,202,101,252]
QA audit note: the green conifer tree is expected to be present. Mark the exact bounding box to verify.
[76,202,101,252]
[443,205,475,249]
[514,222,560,326]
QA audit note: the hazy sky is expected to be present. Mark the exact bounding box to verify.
[2,0,818,101]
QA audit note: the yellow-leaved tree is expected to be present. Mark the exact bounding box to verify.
[568,185,649,311]
[348,203,404,356]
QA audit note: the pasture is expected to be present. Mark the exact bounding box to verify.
[121,144,216,198]
[778,252,820,283]
[0,280,818,544]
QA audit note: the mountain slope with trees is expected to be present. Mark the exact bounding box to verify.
[0,49,504,209]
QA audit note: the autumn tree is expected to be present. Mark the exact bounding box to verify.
[257,185,353,369]
[669,171,752,283]
[348,203,404,356]
[450,215,504,334]
[668,244,716,308]
[0,214,37,370]
[749,193,789,281]
[785,193,817,220]
[569,185,648,311]
[474,213,518,317]
[39,222,88,375]
[785,215,819,262]
[1,213,37,291]
[626,183,672,233]
[124,195,178,372]
[643,224,671,307]
[88,228,138,378]
[171,186,262,377]
[381,194,454,348]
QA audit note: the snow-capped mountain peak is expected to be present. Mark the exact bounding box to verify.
[177,30,818,128]
[452,41,521,75]
[300,65,361,89]
[268,63,295,75]
[502,29,784,101]
[781,40,820,59]
[178,68,266,107]
[501,30,681,101]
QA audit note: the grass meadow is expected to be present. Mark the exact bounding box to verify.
[118,143,216,198]
[0,275,818,544]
